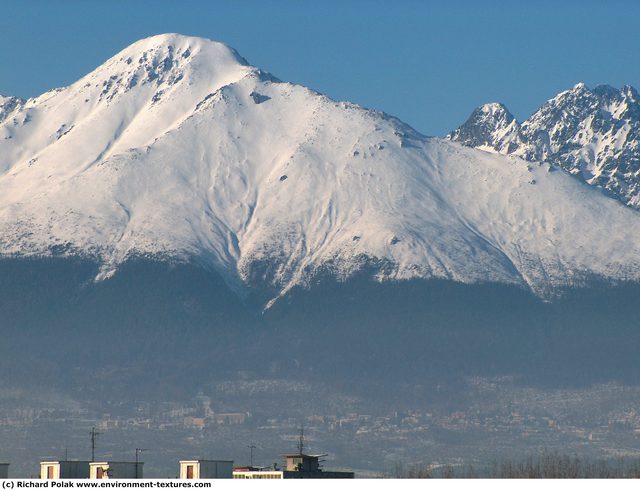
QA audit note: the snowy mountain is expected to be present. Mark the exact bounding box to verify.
[449,83,640,208]
[2,34,640,305]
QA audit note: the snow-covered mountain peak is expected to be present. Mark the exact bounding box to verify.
[101,33,248,72]
[533,82,598,118]
[556,82,593,99]
[450,82,640,208]
[3,35,640,304]
[476,103,516,126]
[447,102,522,154]
[122,32,246,61]
[571,81,587,91]
[462,102,514,126]
[479,102,510,114]
[0,34,256,178]
[84,33,250,95]
[63,32,253,110]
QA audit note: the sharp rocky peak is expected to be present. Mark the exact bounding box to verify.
[447,102,522,154]
[450,83,640,208]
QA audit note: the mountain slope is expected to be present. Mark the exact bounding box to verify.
[449,83,640,208]
[2,35,640,304]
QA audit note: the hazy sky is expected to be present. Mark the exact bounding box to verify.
[1,0,639,136]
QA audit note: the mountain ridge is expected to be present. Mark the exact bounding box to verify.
[2,35,640,306]
[449,82,640,208]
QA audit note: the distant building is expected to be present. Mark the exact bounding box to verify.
[233,466,284,479]
[40,461,90,479]
[179,460,233,479]
[90,461,143,479]
[285,453,323,472]
[282,453,354,479]
[213,413,248,425]
[183,417,206,429]
[0,463,8,479]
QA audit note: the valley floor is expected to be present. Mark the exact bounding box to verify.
[2,378,640,477]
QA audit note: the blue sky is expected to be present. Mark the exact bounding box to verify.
[1,0,639,136]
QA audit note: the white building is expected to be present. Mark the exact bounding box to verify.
[40,461,90,479]
[0,463,8,479]
[179,460,233,479]
[90,461,143,479]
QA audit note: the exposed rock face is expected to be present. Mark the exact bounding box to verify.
[450,83,640,208]
[0,95,24,123]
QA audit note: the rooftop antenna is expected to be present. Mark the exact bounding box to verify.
[135,448,147,479]
[297,427,304,455]
[248,444,256,467]
[90,427,101,461]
